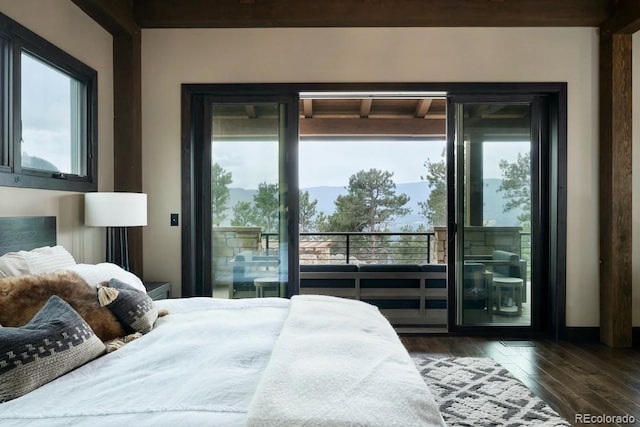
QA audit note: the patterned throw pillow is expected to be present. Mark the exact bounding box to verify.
[0,296,106,402]
[98,278,158,334]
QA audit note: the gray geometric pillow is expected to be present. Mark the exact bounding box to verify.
[0,296,106,402]
[98,278,158,334]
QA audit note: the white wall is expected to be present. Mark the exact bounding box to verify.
[141,27,601,327]
[0,0,113,262]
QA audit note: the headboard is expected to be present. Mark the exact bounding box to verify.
[0,216,56,256]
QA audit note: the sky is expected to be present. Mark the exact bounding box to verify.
[213,139,528,189]
[20,52,73,173]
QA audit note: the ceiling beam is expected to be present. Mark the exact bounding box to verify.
[415,99,432,118]
[245,105,257,118]
[360,99,373,118]
[301,118,445,137]
[302,99,313,118]
[601,0,640,34]
[133,0,611,28]
[71,0,138,36]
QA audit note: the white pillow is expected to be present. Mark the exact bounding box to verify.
[65,263,146,293]
[0,246,76,278]
[0,252,30,277]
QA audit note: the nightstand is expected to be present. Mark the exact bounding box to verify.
[145,282,171,300]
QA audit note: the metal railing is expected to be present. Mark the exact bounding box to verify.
[263,231,436,264]
[261,230,530,267]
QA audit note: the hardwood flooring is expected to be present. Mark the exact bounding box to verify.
[401,336,640,426]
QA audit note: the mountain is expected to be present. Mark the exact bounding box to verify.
[223,179,525,229]
[303,179,524,229]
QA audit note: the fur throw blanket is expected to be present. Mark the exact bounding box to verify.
[0,271,126,342]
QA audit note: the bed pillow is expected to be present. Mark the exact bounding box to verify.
[65,262,146,293]
[0,295,106,402]
[98,278,158,334]
[0,246,76,278]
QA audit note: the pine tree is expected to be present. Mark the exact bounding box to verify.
[498,152,531,224]
[211,163,232,226]
[299,190,319,232]
[327,168,410,232]
[418,149,447,228]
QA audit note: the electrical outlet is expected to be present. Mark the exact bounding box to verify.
[170,213,179,226]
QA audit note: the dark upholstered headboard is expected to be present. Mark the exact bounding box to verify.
[0,216,56,256]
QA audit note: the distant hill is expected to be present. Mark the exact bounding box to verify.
[221,179,525,229]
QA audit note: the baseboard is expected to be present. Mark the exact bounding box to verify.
[562,327,599,342]
[563,327,640,348]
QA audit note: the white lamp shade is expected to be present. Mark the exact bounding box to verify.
[85,192,147,227]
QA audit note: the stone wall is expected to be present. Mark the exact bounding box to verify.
[212,227,263,287]
[433,226,522,264]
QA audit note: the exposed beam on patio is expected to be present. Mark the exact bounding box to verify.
[132,0,611,28]
[598,31,632,348]
[245,105,257,119]
[360,99,373,118]
[302,99,313,118]
[414,99,432,118]
[301,117,446,137]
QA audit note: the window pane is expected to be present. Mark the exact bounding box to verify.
[0,37,6,165]
[20,52,85,176]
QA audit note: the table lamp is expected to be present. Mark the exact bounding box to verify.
[84,192,147,271]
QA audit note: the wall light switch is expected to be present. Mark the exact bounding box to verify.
[170,213,179,226]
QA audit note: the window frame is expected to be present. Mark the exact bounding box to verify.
[0,12,97,192]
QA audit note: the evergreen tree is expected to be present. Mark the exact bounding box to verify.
[230,182,279,232]
[211,163,232,226]
[418,149,447,228]
[231,201,258,228]
[498,152,531,224]
[327,168,410,233]
[392,224,431,264]
[299,190,319,232]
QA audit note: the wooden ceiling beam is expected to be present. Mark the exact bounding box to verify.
[302,99,313,118]
[132,0,611,28]
[71,0,138,36]
[245,105,257,118]
[601,0,640,34]
[301,117,446,137]
[360,99,373,118]
[415,99,432,118]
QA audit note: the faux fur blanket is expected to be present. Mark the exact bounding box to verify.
[0,271,126,341]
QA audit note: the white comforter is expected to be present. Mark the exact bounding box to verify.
[0,296,444,426]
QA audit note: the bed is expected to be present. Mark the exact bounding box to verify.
[0,217,445,426]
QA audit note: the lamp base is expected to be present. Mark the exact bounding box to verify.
[106,227,130,271]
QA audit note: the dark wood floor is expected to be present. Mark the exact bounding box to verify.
[401,336,640,427]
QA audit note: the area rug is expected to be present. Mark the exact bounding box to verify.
[412,356,571,426]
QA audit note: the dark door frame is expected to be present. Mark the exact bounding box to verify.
[181,85,299,297]
[181,82,567,340]
[446,87,567,338]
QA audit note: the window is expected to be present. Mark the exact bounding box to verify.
[0,12,97,191]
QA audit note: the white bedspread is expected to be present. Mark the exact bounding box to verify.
[0,296,444,426]
[247,295,445,426]
[0,297,289,426]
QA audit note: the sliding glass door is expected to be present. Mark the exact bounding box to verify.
[189,95,298,298]
[449,96,546,328]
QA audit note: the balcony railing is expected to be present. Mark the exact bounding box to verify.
[262,231,436,264]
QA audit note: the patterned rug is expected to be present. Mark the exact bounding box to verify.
[412,356,571,426]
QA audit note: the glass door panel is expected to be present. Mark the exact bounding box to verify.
[454,102,533,326]
[210,103,290,299]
